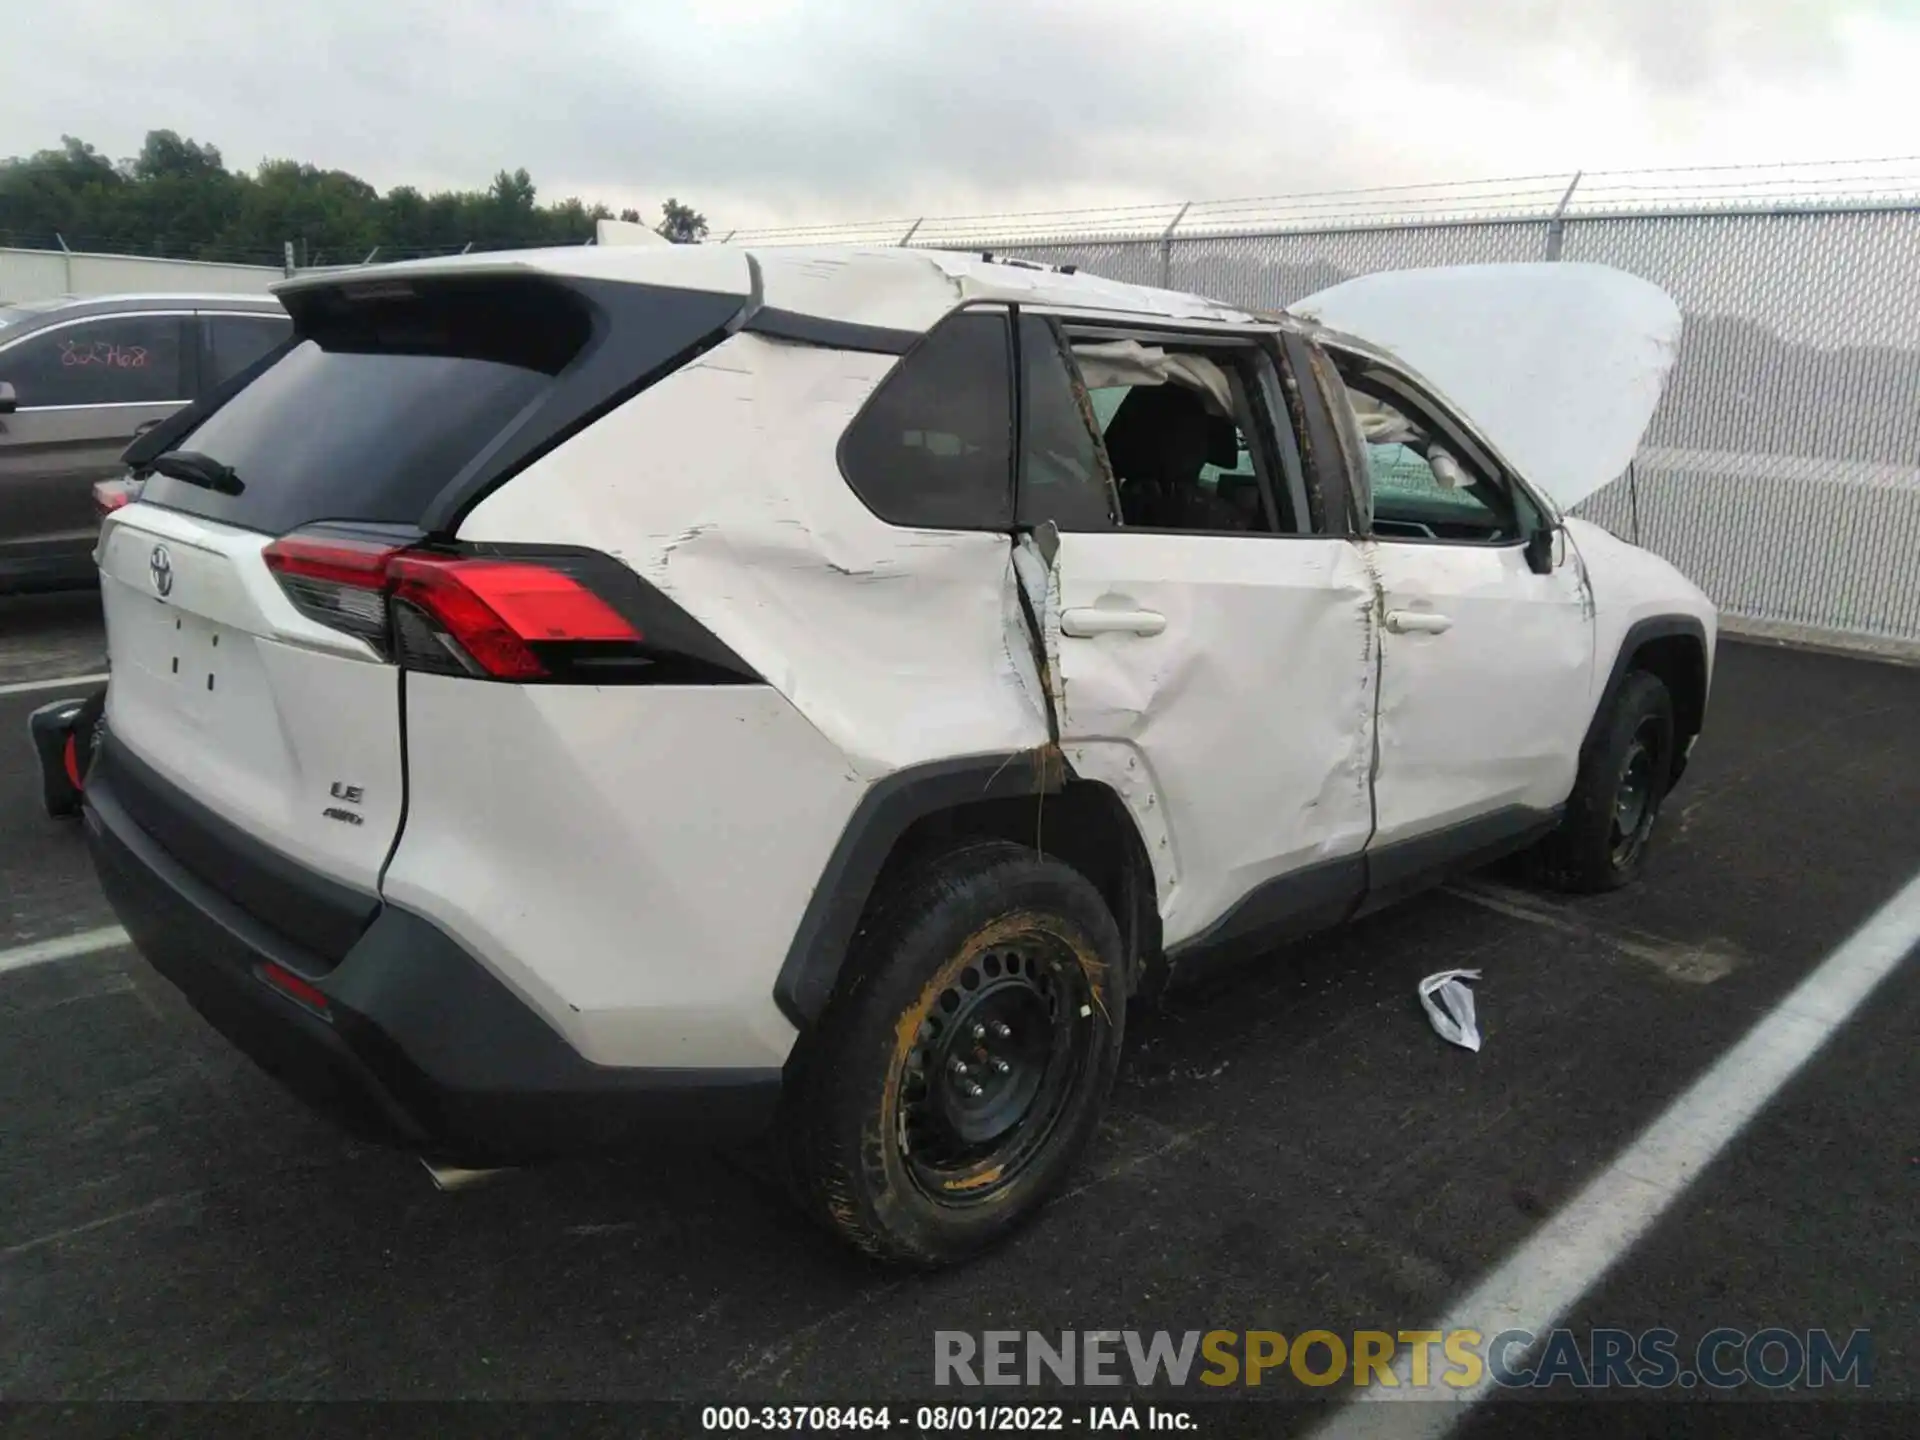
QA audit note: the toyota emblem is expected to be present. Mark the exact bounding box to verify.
[149,543,173,597]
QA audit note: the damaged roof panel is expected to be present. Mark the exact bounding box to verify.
[743,245,1261,332]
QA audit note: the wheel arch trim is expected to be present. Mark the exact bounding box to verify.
[772,752,1156,1029]
[1583,614,1711,782]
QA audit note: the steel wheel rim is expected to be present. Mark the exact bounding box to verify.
[899,931,1094,1205]
[1610,723,1660,866]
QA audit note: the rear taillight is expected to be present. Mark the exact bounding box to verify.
[389,555,639,679]
[262,533,684,683]
[263,534,397,648]
[93,477,143,518]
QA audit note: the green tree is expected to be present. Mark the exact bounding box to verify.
[131,130,225,182]
[656,198,708,244]
[0,136,124,247]
[0,130,707,265]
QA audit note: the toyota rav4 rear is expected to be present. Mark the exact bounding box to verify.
[85,253,843,1165]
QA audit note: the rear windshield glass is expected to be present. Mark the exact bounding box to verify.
[139,278,595,535]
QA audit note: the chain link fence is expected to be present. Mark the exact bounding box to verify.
[12,168,1915,652]
[740,172,1920,654]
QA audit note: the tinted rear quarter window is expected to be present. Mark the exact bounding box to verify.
[838,310,1013,530]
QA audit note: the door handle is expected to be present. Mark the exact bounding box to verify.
[1384,609,1453,635]
[1060,607,1167,638]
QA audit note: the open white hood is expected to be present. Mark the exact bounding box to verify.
[1290,262,1682,512]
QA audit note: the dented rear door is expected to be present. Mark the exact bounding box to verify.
[1013,315,1378,954]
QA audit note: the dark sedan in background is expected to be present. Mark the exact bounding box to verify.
[0,292,290,592]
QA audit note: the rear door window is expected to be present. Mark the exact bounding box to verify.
[0,313,187,407]
[1049,334,1304,536]
[202,312,293,391]
[838,309,1014,530]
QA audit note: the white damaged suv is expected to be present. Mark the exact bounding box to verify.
[82,245,1714,1264]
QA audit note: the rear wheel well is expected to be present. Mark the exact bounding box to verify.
[1627,633,1708,780]
[874,780,1163,995]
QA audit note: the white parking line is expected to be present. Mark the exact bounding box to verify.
[0,672,109,698]
[0,925,130,976]
[1313,866,1920,1440]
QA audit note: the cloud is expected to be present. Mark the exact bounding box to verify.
[5,0,1918,232]
[1393,0,1920,91]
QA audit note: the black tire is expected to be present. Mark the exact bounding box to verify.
[784,839,1128,1267]
[1536,670,1676,893]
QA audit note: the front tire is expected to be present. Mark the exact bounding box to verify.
[785,840,1128,1267]
[1537,669,1676,893]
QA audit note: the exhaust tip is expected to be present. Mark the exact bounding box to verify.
[420,1158,514,1193]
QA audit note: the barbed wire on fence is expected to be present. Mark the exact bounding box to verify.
[725,157,1920,248]
[8,157,1920,268]
[6,158,1916,649]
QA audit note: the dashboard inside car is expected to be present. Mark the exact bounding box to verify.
[1365,439,1520,541]
[1335,367,1527,545]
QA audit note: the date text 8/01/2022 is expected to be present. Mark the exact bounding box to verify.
[701,1405,1195,1431]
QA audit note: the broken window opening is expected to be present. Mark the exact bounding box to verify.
[1025,328,1307,537]
[1333,361,1539,546]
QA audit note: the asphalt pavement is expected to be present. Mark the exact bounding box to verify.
[0,589,1915,1435]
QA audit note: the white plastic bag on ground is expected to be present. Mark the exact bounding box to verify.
[1419,968,1483,1052]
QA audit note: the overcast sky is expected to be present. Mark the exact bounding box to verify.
[11,0,1920,230]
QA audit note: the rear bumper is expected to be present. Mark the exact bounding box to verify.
[84,743,782,1163]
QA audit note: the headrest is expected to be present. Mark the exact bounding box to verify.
[1105,384,1215,485]
[1204,414,1241,468]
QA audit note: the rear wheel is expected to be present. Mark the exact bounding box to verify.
[785,840,1127,1267]
[1536,670,1676,893]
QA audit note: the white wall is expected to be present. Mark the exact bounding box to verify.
[594,218,671,247]
[0,247,280,303]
